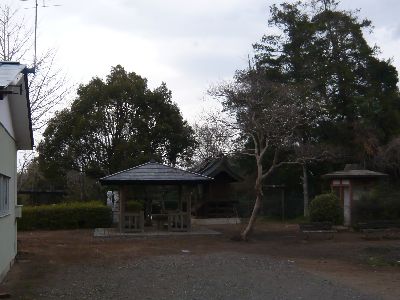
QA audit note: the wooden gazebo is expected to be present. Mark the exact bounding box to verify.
[100,161,212,232]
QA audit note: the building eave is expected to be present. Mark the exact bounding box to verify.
[0,62,34,150]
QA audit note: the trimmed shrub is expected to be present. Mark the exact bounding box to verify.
[18,201,112,231]
[126,200,144,212]
[309,193,343,224]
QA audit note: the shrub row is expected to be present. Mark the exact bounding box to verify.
[18,201,112,231]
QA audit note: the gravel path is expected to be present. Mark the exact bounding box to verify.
[33,252,378,300]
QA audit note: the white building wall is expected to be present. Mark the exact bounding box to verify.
[0,95,15,139]
[0,123,17,282]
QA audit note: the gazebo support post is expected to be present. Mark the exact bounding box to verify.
[187,187,192,231]
[119,185,127,233]
[178,185,183,211]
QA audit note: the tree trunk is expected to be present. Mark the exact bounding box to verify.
[240,160,263,240]
[240,190,262,240]
[302,163,309,217]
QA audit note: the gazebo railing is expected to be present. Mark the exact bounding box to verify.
[168,211,191,232]
[122,211,144,232]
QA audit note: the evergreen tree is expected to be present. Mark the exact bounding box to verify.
[254,0,400,162]
[38,65,195,183]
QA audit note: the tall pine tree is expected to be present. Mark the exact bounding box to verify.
[253,0,400,164]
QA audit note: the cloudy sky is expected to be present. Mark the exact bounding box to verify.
[11,0,400,122]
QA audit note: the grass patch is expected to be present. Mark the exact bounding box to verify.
[363,247,400,267]
[366,256,400,267]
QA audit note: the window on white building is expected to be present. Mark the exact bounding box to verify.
[0,174,10,216]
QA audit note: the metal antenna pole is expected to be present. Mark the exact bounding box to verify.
[21,0,61,70]
[34,0,38,69]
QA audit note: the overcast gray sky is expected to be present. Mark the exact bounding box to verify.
[12,0,400,122]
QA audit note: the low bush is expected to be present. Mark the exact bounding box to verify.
[309,193,342,224]
[18,201,112,231]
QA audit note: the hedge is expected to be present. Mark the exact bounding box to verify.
[18,201,112,230]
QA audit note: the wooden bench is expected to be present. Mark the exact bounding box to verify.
[357,221,400,239]
[299,222,336,240]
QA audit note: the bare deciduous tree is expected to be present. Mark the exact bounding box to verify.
[191,111,237,164]
[0,3,71,132]
[211,67,323,240]
[0,4,31,61]
[1,3,71,189]
[374,136,400,178]
[28,49,70,131]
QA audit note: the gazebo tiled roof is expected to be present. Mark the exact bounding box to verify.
[100,161,213,185]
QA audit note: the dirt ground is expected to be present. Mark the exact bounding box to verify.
[1,221,400,299]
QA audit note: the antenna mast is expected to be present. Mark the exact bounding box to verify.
[34,0,38,69]
[20,0,62,71]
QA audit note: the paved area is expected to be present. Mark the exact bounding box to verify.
[27,253,376,300]
[2,224,400,299]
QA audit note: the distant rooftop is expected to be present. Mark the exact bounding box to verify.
[100,161,213,185]
[194,156,242,182]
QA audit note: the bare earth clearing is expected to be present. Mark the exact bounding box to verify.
[1,222,400,299]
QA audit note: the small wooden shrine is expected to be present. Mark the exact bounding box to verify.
[323,164,387,226]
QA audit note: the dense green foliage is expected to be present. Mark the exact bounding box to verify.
[354,184,400,221]
[18,201,112,230]
[309,193,342,224]
[38,65,195,185]
[253,0,400,162]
